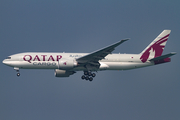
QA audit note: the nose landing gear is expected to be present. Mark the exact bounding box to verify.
[17,72,20,76]
[81,71,96,81]
[14,67,20,77]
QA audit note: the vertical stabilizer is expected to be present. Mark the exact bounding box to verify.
[140,30,171,63]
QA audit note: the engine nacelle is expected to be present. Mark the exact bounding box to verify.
[58,59,77,70]
[55,69,75,77]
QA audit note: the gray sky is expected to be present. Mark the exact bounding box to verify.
[0,0,180,120]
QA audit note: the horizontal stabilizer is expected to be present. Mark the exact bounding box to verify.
[149,52,176,61]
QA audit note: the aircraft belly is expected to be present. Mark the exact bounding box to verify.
[101,62,154,70]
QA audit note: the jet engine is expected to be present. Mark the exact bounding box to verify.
[58,59,78,70]
[55,69,76,77]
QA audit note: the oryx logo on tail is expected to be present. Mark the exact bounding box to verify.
[140,30,171,63]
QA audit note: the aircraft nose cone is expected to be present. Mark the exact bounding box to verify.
[2,59,10,66]
[2,59,6,64]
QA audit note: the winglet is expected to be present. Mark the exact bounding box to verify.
[121,38,130,42]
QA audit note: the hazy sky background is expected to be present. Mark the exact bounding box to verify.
[0,0,180,120]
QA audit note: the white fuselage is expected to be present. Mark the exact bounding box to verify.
[2,52,154,71]
[2,30,175,79]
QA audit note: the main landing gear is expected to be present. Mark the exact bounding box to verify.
[81,71,96,81]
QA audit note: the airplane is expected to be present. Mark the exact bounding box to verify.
[2,30,176,81]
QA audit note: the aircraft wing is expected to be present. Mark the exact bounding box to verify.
[76,39,129,65]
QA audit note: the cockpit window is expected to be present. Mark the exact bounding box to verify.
[6,57,11,59]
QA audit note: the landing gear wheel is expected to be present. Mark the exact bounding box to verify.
[17,73,20,77]
[82,71,96,81]
[81,75,85,80]
[84,71,88,75]
[89,77,93,81]
[85,76,89,80]
[92,73,96,77]
[88,72,92,76]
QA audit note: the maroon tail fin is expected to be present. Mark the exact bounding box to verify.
[140,30,171,63]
